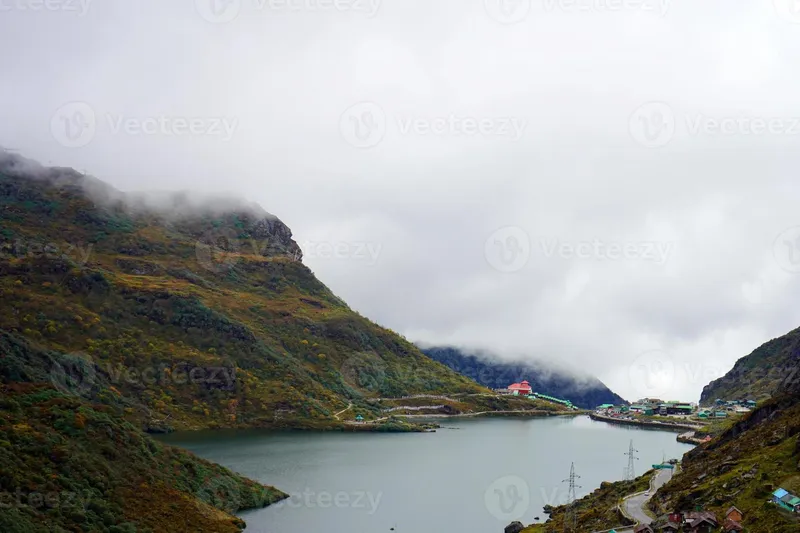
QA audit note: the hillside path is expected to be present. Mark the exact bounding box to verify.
[333,403,352,420]
[620,467,673,526]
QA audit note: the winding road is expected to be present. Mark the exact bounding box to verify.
[621,467,674,526]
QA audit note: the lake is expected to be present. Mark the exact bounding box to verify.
[159,415,693,533]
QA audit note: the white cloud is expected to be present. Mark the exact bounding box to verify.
[3,0,800,401]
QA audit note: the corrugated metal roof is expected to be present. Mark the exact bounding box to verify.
[773,488,788,498]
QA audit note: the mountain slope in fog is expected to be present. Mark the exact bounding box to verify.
[420,346,626,408]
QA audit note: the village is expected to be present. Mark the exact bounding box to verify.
[594,397,758,422]
[494,385,800,532]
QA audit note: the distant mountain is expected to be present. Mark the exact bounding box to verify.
[700,326,800,404]
[419,346,627,409]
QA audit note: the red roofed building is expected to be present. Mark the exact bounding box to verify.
[508,380,532,396]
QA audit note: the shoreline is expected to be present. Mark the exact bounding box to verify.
[394,409,585,419]
[589,412,702,433]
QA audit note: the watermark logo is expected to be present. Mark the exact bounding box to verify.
[485,226,531,273]
[774,0,800,23]
[50,352,96,398]
[195,0,242,23]
[51,102,96,148]
[104,363,237,389]
[484,475,530,521]
[628,349,674,398]
[539,238,673,264]
[340,102,527,147]
[50,102,238,148]
[484,0,531,24]
[196,228,242,273]
[629,102,675,148]
[631,102,800,148]
[340,102,386,148]
[0,0,93,15]
[774,226,800,273]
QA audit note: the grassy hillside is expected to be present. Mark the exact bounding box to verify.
[0,155,497,434]
[421,346,627,408]
[700,326,800,403]
[0,380,285,533]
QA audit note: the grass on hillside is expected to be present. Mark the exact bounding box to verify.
[0,383,286,533]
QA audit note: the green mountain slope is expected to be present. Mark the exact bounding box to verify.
[700,326,800,404]
[0,332,286,533]
[0,153,498,433]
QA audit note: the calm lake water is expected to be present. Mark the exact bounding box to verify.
[160,416,693,533]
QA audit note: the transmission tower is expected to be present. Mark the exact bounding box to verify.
[624,439,639,480]
[562,462,581,533]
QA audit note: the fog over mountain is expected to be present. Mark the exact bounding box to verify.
[3,1,800,402]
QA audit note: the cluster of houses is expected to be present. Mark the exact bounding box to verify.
[596,399,697,418]
[630,506,744,533]
[595,398,759,421]
[772,487,800,513]
[496,381,578,410]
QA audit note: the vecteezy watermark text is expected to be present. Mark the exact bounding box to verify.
[194,0,381,23]
[543,0,670,16]
[50,102,238,148]
[298,240,381,265]
[272,489,382,514]
[0,489,93,510]
[540,238,673,264]
[340,103,527,148]
[0,239,93,265]
[51,355,238,397]
[0,0,92,15]
[395,115,527,140]
[630,102,800,148]
[105,364,237,389]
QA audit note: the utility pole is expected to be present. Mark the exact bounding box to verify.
[624,439,639,481]
[562,462,581,532]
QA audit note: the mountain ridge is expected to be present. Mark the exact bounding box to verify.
[420,345,627,409]
[700,326,800,404]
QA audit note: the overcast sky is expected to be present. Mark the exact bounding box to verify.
[3,0,800,402]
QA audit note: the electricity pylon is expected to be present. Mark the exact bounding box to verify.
[624,439,639,481]
[562,462,581,532]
